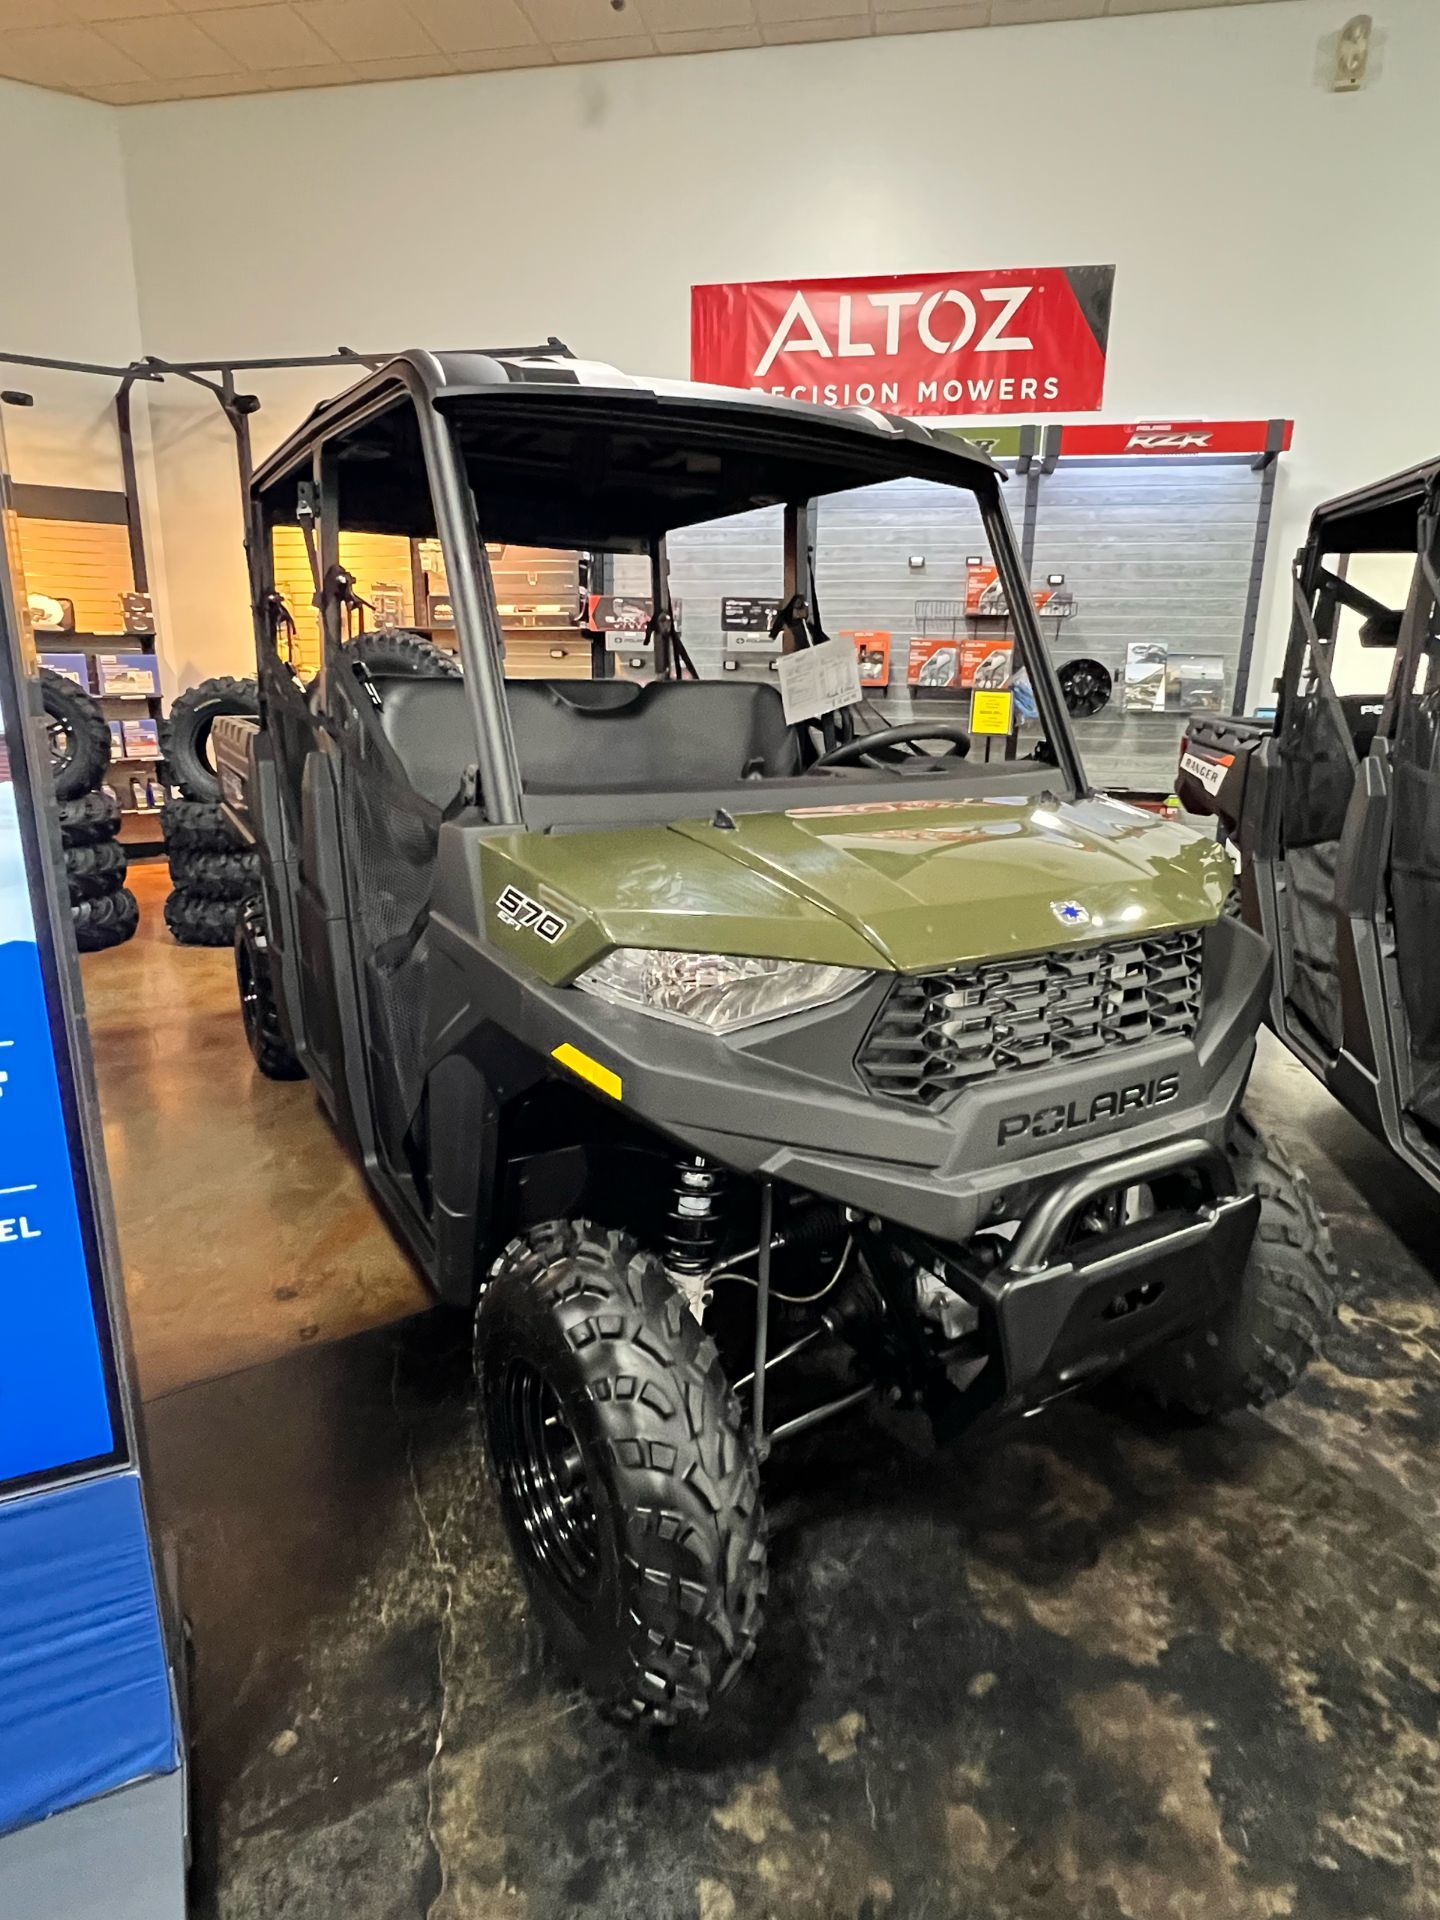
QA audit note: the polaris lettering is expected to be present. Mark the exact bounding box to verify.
[996,1073,1180,1147]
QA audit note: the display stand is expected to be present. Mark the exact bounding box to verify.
[0,412,186,1916]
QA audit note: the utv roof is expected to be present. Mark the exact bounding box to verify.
[253,346,1004,549]
[1311,455,1440,555]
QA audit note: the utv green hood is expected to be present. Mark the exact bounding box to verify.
[480,793,1232,984]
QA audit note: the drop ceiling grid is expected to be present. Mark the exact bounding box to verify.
[0,0,1300,104]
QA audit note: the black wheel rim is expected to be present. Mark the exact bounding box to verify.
[237,937,261,1041]
[47,716,75,777]
[1059,660,1112,718]
[493,1359,601,1607]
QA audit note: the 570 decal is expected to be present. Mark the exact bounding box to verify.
[495,884,568,944]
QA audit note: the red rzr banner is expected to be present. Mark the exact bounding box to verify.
[691,265,1114,417]
[1059,420,1295,456]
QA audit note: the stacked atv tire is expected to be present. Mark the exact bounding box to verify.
[42,668,140,953]
[162,676,261,947]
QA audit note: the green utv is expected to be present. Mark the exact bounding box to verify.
[214,348,1336,1728]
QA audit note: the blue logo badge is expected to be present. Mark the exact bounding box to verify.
[1052,899,1090,927]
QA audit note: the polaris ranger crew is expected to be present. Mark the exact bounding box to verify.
[216,348,1335,1728]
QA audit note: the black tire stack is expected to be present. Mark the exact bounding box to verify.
[161,677,261,947]
[42,669,139,954]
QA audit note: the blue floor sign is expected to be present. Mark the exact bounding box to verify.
[0,779,116,1487]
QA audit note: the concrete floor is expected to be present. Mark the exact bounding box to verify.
[88,863,425,1397]
[88,862,1440,1919]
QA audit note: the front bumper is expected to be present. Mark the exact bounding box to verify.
[963,1135,1259,1416]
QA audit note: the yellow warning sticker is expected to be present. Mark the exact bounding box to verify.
[551,1042,623,1101]
[970,687,1014,736]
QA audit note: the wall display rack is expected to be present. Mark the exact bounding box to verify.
[14,480,165,845]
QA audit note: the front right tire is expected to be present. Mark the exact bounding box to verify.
[1120,1115,1337,1416]
[476,1222,767,1728]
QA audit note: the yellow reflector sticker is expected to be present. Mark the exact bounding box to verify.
[551,1042,623,1101]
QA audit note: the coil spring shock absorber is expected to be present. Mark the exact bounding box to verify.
[664,1154,728,1316]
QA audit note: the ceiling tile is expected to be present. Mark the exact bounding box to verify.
[405,0,537,51]
[0,0,81,27]
[253,54,355,81]
[147,65,270,86]
[754,0,866,21]
[347,50,455,77]
[297,0,440,59]
[520,0,647,40]
[446,41,552,66]
[1105,0,1221,10]
[196,3,338,66]
[872,0,986,11]
[760,13,868,40]
[638,0,754,29]
[69,0,179,20]
[98,13,239,73]
[0,21,147,84]
[875,3,988,28]
[992,0,1099,18]
[86,66,261,89]
[653,21,760,48]
[549,32,657,56]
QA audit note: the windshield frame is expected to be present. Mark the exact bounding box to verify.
[440,418,1087,826]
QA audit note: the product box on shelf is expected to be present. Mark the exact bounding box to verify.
[121,717,161,761]
[120,591,156,635]
[96,653,162,698]
[845,631,892,687]
[38,651,92,689]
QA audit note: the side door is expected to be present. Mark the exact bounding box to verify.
[308,404,456,1230]
[1267,552,1401,1065]
[1382,503,1440,1140]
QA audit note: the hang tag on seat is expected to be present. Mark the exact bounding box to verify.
[777,640,863,726]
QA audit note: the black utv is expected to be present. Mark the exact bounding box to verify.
[1178,455,1440,1197]
[216,348,1335,1728]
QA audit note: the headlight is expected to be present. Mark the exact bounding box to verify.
[575,949,868,1033]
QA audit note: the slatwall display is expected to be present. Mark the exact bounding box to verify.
[618,459,1266,793]
[1029,460,1260,791]
[488,544,589,679]
[617,481,1000,688]
[272,528,416,676]
[15,494,167,841]
[15,517,133,636]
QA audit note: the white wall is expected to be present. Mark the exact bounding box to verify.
[0,79,183,683]
[33,0,1440,695]
[0,80,143,491]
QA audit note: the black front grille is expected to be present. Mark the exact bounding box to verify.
[858,928,1204,1109]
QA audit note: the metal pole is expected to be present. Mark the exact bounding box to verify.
[982,480,1086,796]
[751,1182,774,1460]
[113,379,149,595]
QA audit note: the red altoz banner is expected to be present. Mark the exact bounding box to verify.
[691,265,1114,417]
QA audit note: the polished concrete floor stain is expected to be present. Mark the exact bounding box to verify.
[91,871,1440,1918]
[85,862,426,1397]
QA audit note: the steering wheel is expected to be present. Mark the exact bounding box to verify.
[810,721,972,772]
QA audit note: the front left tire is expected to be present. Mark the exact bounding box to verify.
[476,1221,767,1728]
